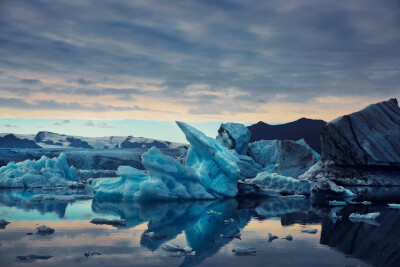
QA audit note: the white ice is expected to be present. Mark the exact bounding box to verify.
[329,200,347,206]
[349,212,380,222]
[388,203,400,209]
[0,153,77,188]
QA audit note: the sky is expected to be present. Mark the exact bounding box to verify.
[0,0,399,142]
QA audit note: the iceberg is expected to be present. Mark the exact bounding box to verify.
[349,212,380,224]
[93,147,214,201]
[301,98,400,185]
[247,172,312,196]
[177,121,240,198]
[248,139,317,178]
[232,151,262,179]
[216,122,251,155]
[36,225,55,235]
[0,153,77,188]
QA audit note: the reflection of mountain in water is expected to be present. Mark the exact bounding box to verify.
[320,205,400,266]
[0,189,68,218]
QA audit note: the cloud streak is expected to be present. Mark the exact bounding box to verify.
[0,0,399,121]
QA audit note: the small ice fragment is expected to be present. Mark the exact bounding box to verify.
[84,251,102,257]
[162,243,185,252]
[349,212,380,222]
[329,200,346,206]
[284,234,293,241]
[91,252,101,256]
[36,225,55,235]
[301,229,318,234]
[388,203,400,209]
[268,233,278,242]
[232,247,256,255]
[206,210,222,215]
[224,218,235,223]
[26,232,33,235]
[90,218,126,226]
[362,201,372,205]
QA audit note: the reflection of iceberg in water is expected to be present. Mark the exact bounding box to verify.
[91,198,251,266]
[0,189,68,218]
[320,206,400,266]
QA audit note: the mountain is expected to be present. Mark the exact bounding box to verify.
[0,134,41,149]
[247,118,327,153]
[0,131,184,149]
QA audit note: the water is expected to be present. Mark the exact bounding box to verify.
[1,188,400,266]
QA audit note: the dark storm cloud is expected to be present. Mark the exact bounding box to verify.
[0,0,399,115]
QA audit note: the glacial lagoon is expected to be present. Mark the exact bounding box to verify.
[2,187,400,266]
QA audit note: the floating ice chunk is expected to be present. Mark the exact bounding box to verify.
[224,218,235,224]
[93,147,214,201]
[232,247,256,255]
[248,172,312,196]
[284,234,293,241]
[206,210,222,215]
[268,233,278,242]
[177,121,240,198]
[36,225,55,235]
[0,153,77,188]
[388,203,400,209]
[162,243,192,253]
[311,178,356,197]
[216,122,251,155]
[301,229,318,234]
[349,212,380,222]
[329,200,346,206]
[283,194,306,198]
[90,218,126,226]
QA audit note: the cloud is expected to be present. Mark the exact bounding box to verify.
[83,120,115,128]
[0,0,399,120]
[74,78,95,85]
[3,124,18,128]
[19,78,42,84]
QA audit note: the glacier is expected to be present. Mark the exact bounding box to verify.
[0,153,78,188]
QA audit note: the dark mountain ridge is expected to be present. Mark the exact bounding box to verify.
[247,118,327,153]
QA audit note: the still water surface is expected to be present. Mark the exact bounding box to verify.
[1,187,400,266]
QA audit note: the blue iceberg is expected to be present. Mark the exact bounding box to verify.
[0,153,78,188]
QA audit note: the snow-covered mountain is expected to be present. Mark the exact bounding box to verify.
[0,131,184,149]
